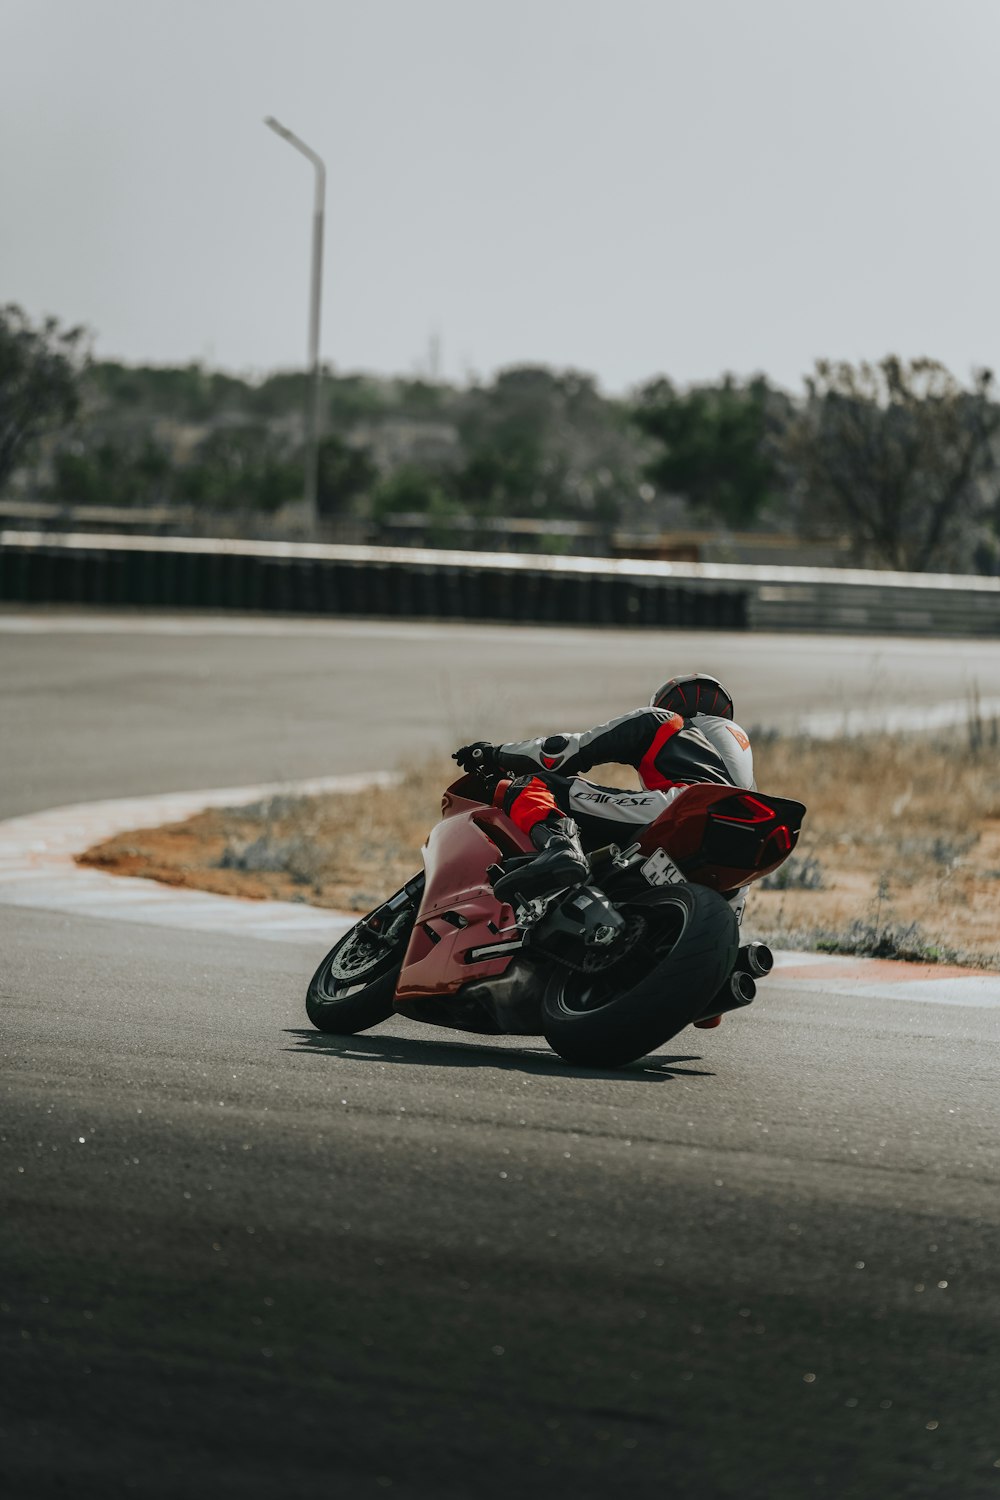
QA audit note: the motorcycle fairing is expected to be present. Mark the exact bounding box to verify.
[394,785,534,1011]
[635,783,806,894]
[392,774,805,1031]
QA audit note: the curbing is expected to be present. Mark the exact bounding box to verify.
[0,775,396,946]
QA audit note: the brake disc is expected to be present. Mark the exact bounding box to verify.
[330,930,385,980]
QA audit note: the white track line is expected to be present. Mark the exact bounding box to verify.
[797,700,1000,738]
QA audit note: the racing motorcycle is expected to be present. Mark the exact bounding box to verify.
[305,770,806,1069]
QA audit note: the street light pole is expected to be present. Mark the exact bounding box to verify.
[264,116,326,534]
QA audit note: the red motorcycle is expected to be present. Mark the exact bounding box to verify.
[305,771,806,1069]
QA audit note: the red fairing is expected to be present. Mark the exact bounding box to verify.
[636,783,805,893]
[395,779,534,1006]
[637,784,742,859]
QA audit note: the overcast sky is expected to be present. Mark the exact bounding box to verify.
[4,0,999,394]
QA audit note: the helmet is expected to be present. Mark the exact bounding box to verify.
[650,673,735,720]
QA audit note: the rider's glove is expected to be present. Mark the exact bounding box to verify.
[453,741,501,776]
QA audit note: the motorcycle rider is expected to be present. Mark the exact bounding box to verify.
[453,672,755,915]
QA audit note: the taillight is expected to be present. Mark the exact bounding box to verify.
[758,825,792,865]
[713,794,776,825]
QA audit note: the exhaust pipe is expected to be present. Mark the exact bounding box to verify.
[739,942,773,978]
[729,969,757,1004]
[695,968,756,1023]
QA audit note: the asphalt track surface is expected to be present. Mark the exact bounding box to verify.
[4,612,1000,1499]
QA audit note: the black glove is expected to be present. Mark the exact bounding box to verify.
[453,741,501,776]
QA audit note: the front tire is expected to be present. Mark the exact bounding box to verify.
[541,884,738,1068]
[306,889,418,1035]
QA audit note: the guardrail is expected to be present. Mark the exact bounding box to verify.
[1,529,998,635]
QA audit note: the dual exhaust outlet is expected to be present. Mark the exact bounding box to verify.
[696,942,773,1022]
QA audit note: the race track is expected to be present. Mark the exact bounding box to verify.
[3,613,1000,1500]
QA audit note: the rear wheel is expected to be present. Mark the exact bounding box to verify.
[306,886,419,1035]
[541,884,737,1068]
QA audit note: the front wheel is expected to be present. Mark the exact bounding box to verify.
[306,882,421,1035]
[541,883,738,1069]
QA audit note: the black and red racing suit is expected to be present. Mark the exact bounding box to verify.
[492,706,755,850]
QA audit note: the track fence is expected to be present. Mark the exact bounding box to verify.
[2,530,998,635]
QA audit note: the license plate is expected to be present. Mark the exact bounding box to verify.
[641,848,685,887]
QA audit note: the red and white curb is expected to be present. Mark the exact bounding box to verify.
[766,948,1000,1007]
[2,777,998,1000]
[0,775,396,946]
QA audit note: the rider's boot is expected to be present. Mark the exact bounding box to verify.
[493,816,589,903]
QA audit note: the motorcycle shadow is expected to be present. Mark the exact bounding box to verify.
[283,1028,714,1082]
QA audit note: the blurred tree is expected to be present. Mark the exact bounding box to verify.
[372,464,454,519]
[455,367,562,516]
[454,365,637,523]
[315,434,377,516]
[454,440,559,517]
[631,374,788,527]
[394,378,446,415]
[177,426,301,512]
[779,358,1000,571]
[51,436,171,507]
[85,361,249,421]
[0,304,88,492]
[324,372,388,429]
[372,465,462,546]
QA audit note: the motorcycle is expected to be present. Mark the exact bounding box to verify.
[305,770,806,1069]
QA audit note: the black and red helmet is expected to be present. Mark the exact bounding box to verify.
[650,673,735,721]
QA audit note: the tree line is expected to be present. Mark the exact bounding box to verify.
[2,301,999,573]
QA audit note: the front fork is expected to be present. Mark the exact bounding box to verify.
[362,873,426,946]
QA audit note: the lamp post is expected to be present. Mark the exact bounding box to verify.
[264,115,326,534]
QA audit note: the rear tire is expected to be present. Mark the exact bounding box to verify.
[306,889,418,1035]
[541,884,738,1068]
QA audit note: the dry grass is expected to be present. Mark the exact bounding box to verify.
[747,732,1000,965]
[79,764,446,914]
[78,737,1000,968]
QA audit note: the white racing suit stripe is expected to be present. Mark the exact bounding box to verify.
[567,780,684,825]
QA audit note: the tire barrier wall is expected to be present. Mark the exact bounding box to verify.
[3,530,1000,635]
[0,533,747,631]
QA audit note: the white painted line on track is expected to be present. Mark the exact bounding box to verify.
[797,699,1000,738]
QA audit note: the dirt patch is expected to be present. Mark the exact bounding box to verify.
[77,739,1000,968]
[78,767,442,915]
